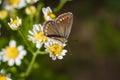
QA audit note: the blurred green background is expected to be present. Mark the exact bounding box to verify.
[1,0,120,80]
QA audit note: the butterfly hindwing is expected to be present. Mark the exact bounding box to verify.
[55,12,73,39]
[43,20,60,37]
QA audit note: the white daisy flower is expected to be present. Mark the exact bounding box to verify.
[4,0,26,10]
[0,40,27,66]
[45,39,67,60]
[42,6,56,21]
[8,17,22,30]
[28,24,48,49]
[25,6,36,15]
[0,10,8,20]
[26,0,38,4]
[0,69,12,80]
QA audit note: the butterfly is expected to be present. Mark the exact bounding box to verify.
[43,12,73,43]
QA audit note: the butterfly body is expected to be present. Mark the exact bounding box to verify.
[43,12,73,43]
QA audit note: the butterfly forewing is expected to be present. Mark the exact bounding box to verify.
[55,12,73,39]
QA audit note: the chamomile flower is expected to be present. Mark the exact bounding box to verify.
[45,39,67,60]
[0,69,12,80]
[8,17,22,30]
[0,10,8,20]
[25,6,36,15]
[28,24,48,49]
[4,0,26,10]
[42,6,56,21]
[0,40,27,66]
[26,0,38,4]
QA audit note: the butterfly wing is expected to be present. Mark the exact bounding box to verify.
[55,12,73,39]
[43,20,60,37]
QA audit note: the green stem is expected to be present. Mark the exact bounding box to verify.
[21,50,48,77]
[29,15,33,29]
[25,53,37,76]
[18,29,33,53]
[53,0,70,13]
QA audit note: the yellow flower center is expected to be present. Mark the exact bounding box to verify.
[9,0,20,6]
[34,31,48,42]
[0,75,6,80]
[26,6,36,15]
[0,10,8,19]
[44,12,56,20]
[5,47,19,59]
[11,19,19,25]
[49,44,63,55]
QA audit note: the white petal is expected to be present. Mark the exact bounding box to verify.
[2,56,8,62]
[63,43,66,47]
[36,42,42,49]
[8,59,14,66]
[9,40,16,47]
[35,25,40,31]
[52,56,56,60]
[28,30,34,35]
[44,42,50,48]
[47,7,52,13]
[20,50,27,56]
[17,54,24,59]
[17,45,24,51]
[33,28,37,34]
[0,51,4,55]
[42,8,46,14]
[18,0,26,9]
[28,35,34,41]
[6,78,12,80]
[62,50,67,56]
[58,56,63,59]
[49,53,53,57]
[15,59,21,66]
[0,69,5,74]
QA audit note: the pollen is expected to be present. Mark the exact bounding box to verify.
[34,31,48,42]
[9,0,20,6]
[49,44,63,55]
[48,12,56,19]
[5,46,19,59]
[11,19,19,25]
[0,75,6,80]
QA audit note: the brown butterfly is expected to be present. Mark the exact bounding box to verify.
[43,12,73,43]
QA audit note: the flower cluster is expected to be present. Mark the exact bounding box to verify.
[0,0,71,79]
[4,0,38,10]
